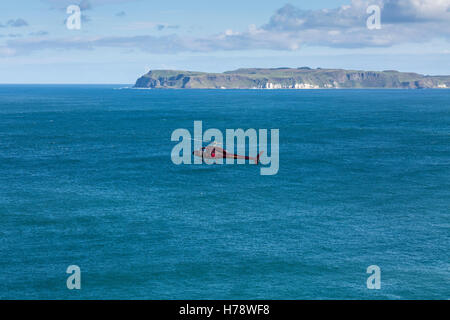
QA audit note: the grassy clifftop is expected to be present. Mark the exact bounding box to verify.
[134,68,450,89]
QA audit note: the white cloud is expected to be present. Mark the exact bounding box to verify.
[260,0,450,48]
[0,18,29,28]
[2,0,449,56]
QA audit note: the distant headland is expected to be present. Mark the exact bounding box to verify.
[134,67,450,89]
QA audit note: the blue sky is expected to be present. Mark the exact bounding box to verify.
[0,0,449,83]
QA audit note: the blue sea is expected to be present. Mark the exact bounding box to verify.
[0,85,449,299]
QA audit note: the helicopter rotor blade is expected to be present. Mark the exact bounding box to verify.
[188,138,223,146]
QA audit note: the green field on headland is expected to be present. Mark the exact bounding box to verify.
[134,67,450,89]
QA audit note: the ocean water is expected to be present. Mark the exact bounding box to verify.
[0,85,449,299]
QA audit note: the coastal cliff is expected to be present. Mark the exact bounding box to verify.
[134,68,450,89]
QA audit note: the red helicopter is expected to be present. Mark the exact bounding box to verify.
[192,140,263,164]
